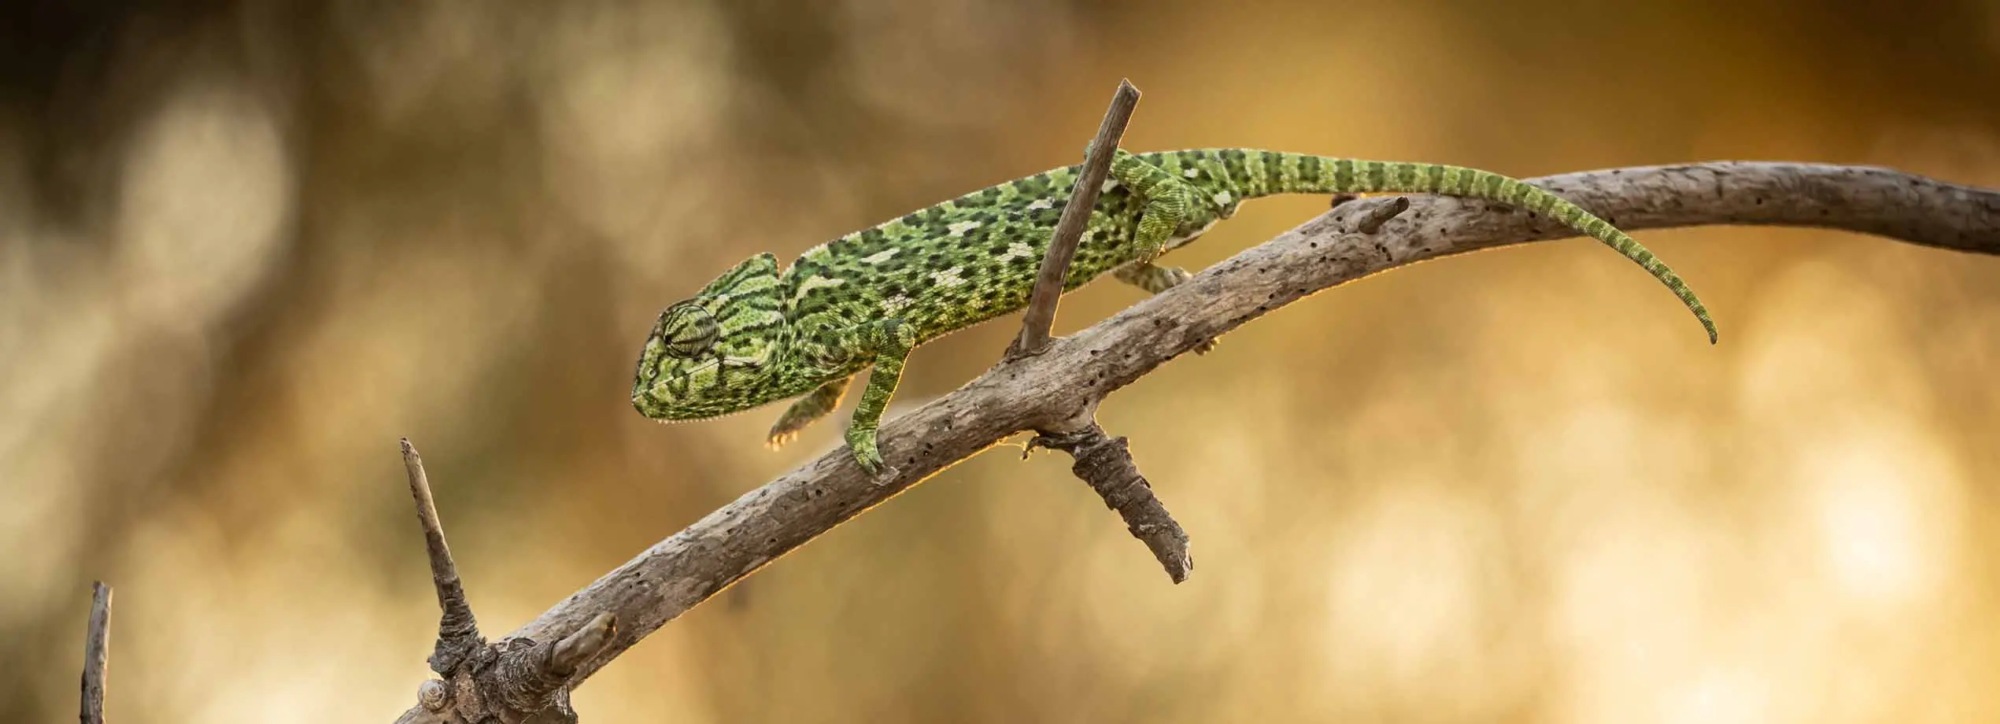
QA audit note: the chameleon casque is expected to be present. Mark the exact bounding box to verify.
[632,148,1717,474]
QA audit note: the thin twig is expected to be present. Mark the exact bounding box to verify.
[402,439,484,674]
[396,162,1999,721]
[80,581,111,724]
[1008,79,1142,358]
[1347,196,1411,234]
[1028,425,1191,582]
[548,612,618,678]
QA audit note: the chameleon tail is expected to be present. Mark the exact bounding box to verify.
[1233,151,1717,344]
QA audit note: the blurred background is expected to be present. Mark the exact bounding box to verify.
[3,0,1998,721]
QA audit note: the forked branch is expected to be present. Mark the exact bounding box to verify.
[396,440,617,724]
[403,440,484,675]
[394,158,1996,721]
[997,79,1196,581]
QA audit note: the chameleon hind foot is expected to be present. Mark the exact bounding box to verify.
[1107,149,1196,264]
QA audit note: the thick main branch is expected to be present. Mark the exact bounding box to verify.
[397,161,1998,719]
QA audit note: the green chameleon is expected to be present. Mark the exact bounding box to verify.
[632,148,1716,474]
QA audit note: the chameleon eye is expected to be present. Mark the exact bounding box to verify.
[659,303,718,358]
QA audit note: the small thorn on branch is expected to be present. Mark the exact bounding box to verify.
[1347,196,1411,234]
[549,612,617,678]
[1008,78,1142,359]
[1030,424,1192,583]
[492,612,618,718]
[80,581,112,724]
[402,438,485,675]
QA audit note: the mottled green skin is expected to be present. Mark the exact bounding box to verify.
[633,149,1716,473]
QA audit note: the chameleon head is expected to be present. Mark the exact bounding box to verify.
[631,253,794,420]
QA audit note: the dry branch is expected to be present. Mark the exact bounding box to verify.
[395,161,1998,720]
[403,440,484,674]
[1348,195,1411,234]
[80,581,111,724]
[1026,425,1192,582]
[397,441,617,724]
[1000,78,1193,582]
[1009,78,1142,357]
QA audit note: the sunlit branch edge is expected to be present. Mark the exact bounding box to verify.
[394,160,1998,720]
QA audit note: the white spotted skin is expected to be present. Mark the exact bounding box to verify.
[792,274,845,300]
[930,266,967,288]
[765,152,1242,349]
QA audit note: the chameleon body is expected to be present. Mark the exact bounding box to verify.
[632,149,1716,473]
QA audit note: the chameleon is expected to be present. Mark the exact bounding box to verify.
[631,148,1717,474]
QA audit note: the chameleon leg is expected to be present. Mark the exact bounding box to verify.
[1108,149,1196,263]
[843,318,917,476]
[766,375,852,449]
[1114,262,1217,354]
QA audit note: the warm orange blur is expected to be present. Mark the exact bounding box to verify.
[3,1,1997,722]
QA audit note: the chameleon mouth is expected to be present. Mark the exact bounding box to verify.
[632,359,786,424]
[638,400,777,425]
[632,396,757,424]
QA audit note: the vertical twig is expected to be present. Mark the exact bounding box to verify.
[80,581,112,724]
[402,438,485,674]
[1008,78,1143,358]
[1002,78,1188,582]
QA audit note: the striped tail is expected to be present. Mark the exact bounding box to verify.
[1234,151,1717,344]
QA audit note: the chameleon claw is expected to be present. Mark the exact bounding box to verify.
[845,428,897,481]
[767,416,813,449]
[852,449,899,482]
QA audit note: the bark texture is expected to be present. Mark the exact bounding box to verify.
[385,161,1993,724]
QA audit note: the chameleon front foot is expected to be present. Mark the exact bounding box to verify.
[765,428,801,451]
[767,376,853,450]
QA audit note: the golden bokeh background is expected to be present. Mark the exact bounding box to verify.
[4,1,1998,721]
